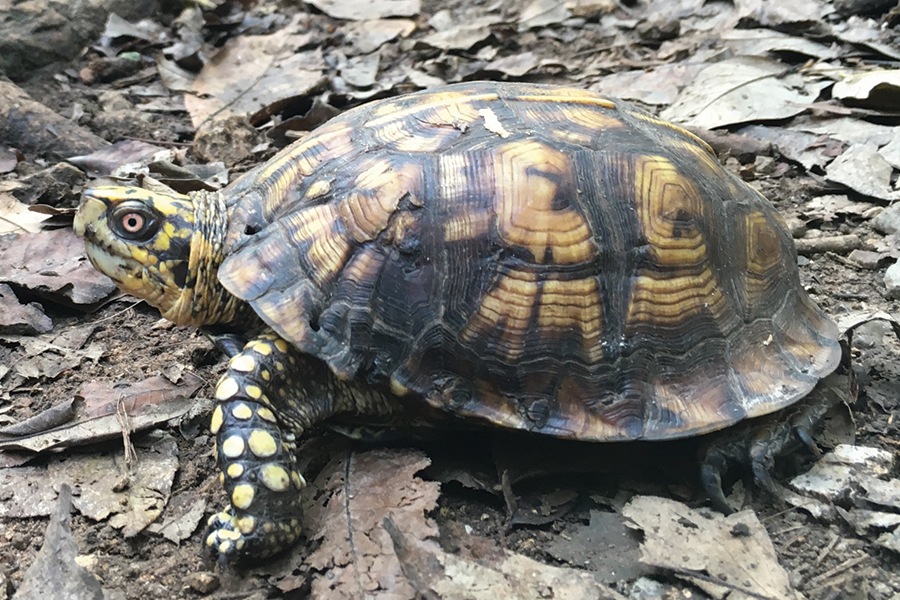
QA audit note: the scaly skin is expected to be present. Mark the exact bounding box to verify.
[74,187,402,561]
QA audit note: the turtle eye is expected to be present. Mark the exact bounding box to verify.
[111,205,159,242]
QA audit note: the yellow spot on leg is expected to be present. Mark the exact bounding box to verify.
[252,342,273,356]
[226,463,244,478]
[248,430,278,457]
[245,385,262,399]
[216,377,239,400]
[232,484,255,509]
[257,406,277,422]
[210,406,224,434]
[260,464,290,492]
[238,516,256,534]
[274,339,289,353]
[221,435,246,458]
[291,471,307,489]
[231,403,253,420]
[230,354,257,372]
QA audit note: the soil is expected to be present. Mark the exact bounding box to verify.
[2,1,900,599]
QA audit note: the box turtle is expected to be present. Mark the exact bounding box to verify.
[74,81,841,563]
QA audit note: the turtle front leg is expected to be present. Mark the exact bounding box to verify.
[205,331,396,562]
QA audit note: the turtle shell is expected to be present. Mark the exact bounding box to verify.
[217,81,841,442]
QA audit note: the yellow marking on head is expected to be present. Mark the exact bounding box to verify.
[274,339,289,353]
[248,430,278,457]
[221,435,245,458]
[259,464,290,492]
[230,354,256,373]
[261,370,271,381]
[232,484,255,509]
[245,385,262,400]
[257,406,277,422]
[226,463,244,478]
[216,377,239,400]
[231,403,253,420]
[210,405,224,434]
[217,529,242,542]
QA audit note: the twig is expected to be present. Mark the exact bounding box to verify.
[123,136,192,148]
[662,566,780,600]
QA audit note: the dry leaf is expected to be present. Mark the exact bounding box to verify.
[0,374,201,453]
[591,64,705,106]
[0,282,52,335]
[826,143,900,201]
[0,433,178,536]
[0,228,117,306]
[623,496,802,600]
[660,56,827,129]
[0,192,51,234]
[305,448,440,600]
[306,0,420,20]
[832,69,900,111]
[386,518,630,600]
[185,24,325,128]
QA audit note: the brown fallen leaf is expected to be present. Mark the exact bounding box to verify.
[0,228,118,307]
[0,192,51,234]
[623,496,802,600]
[185,22,326,128]
[12,484,112,600]
[304,448,440,600]
[0,433,179,539]
[306,0,421,20]
[0,282,53,335]
[0,373,202,453]
[385,516,630,600]
[67,139,163,178]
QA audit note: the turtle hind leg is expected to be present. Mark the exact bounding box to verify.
[698,369,850,513]
[205,331,399,562]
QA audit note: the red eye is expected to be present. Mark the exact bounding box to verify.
[122,213,144,233]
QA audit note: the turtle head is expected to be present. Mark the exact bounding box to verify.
[74,186,245,327]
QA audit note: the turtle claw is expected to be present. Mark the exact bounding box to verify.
[794,425,822,458]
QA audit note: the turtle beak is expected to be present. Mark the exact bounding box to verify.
[73,191,108,239]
